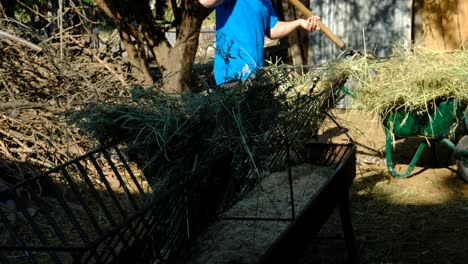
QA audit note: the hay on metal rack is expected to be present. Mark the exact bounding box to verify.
[68,66,342,212]
[268,63,345,98]
[330,46,468,117]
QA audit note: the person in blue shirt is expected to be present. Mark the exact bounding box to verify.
[199,0,321,85]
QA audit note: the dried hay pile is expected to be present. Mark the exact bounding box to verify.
[330,46,468,117]
[68,73,342,260]
[62,63,345,262]
[269,63,344,98]
[68,67,343,210]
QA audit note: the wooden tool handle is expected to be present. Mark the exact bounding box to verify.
[287,0,347,50]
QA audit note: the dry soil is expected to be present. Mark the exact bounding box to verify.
[300,109,468,264]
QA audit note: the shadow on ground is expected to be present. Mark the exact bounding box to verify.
[300,110,468,264]
[300,168,468,264]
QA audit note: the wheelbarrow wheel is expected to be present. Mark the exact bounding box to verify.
[456,135,468,183]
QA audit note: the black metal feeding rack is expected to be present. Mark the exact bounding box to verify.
[0,142,220,264]
[1,145,159,263]
[0,72,358,264]
[258,143,357,263]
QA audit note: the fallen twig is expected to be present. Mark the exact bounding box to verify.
[0,30,42,52]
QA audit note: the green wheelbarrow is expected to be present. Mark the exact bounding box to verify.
[382,98,468,180]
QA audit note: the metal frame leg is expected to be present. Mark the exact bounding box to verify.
[385,127,427,178]
[338,188,358,264]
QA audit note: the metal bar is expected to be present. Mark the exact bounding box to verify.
[321,146,335,166]
[74,161,118,226]
[48,191,90,247]
[4,145,114,192]
[107,227,138,264]
[333,145,347,164]
[0,201,21,248]
[146,221,168,261]
[121,219,143,247]
[79,158,146,260]
[162,196,183,229]
[258,144,356,263]
[80,251,94,264]
[222,217,292,222]
[100,195,148,262]
[0,204,37,263]
[75,159,138,262]
[97,235,120,264]
[134,216,161,261]
[113,145,145,195]
[159,207,187,260]
[60,167,104,235]
[87,181,187,262]
[102,206,152,263]
[101,148,140,211]
[441,138,468,156]
[285,136,296,221]
[17,206,62,263]
[59,167,117,262]
[220,83,340,214]
[260,86,334,172]
[338,182,358,264]
[29,192,71,250]
[96,193,167,262]
[97,148,155,259]
[183,187,191,240]
[149,199,179,258]
[0,245,94,252]
[24,250,38,264]
[89,154,127,218]
[98,207,149,262]
[325,111,355,142]
[81,243,106,264]
[133,213,158,246]
[171,216,191,255]
[385,128,426,178]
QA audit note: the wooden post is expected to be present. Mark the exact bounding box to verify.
[413,0,468,50]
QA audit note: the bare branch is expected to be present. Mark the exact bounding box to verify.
[0,30,42,51]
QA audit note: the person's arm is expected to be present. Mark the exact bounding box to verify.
[269,16,321,39]
[199,0,224,8]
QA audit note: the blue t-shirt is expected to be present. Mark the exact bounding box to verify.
[214,0,279,85]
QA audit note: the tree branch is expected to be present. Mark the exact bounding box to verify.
[0,30,42,52]
[68,36,127,85]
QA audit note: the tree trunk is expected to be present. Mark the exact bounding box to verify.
[93,0,211,92]
[153,3,207,92]
[119,29,153,85]
[154,32,199,92]
[282,0,310,66]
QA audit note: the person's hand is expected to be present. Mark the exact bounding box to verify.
[301,16,321,31]
[199,0,224,8]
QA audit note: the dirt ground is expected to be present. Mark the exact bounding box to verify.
[300,109,468,264]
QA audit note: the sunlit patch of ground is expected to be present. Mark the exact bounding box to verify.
[300,109,468,264]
